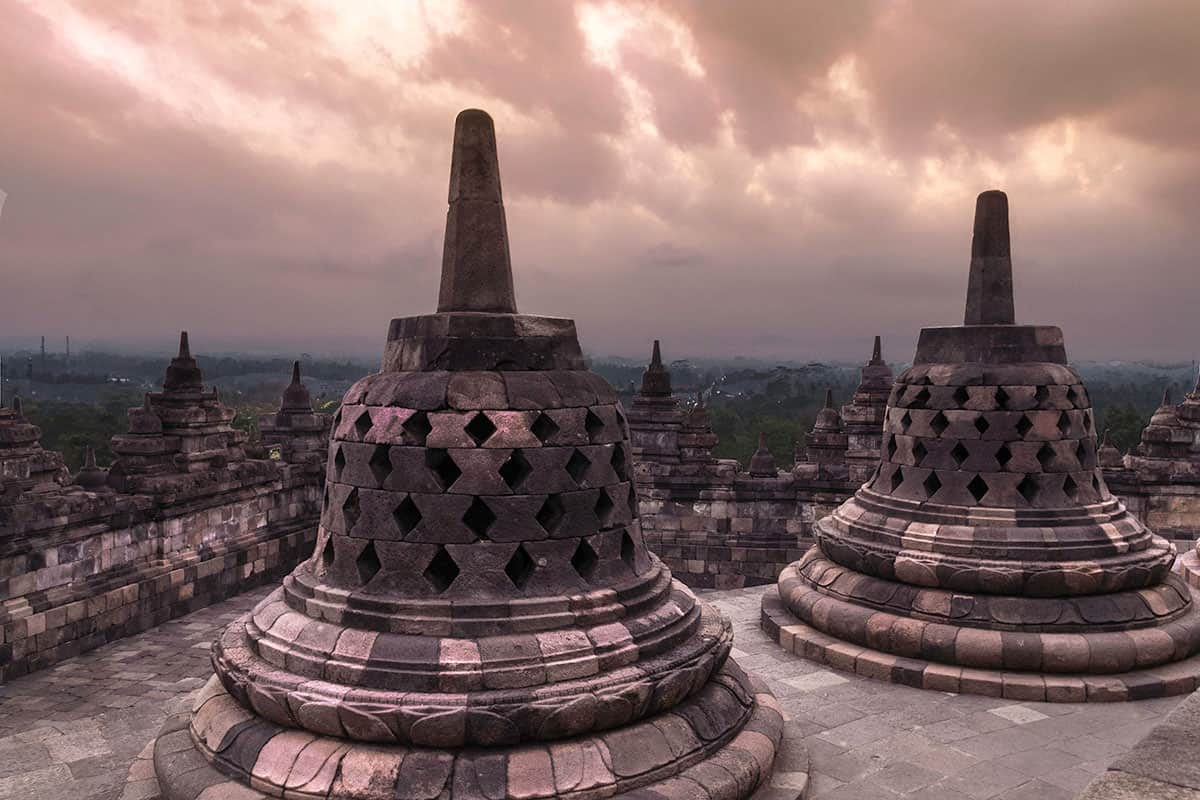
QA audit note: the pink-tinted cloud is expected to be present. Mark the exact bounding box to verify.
[0,0,1197,362]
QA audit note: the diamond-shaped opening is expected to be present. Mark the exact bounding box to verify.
[333,445,347,480]
[571,539,599,581]
[974,415,990,435]
[1076,440,1089,468]
[463,498,496,539]
[967,474,989,503]
[531,412,560,444]
[912,439,928,466]
[620,531,636,570]
[465,412,497,446]
[426,449,462,490]
[1057,411,1072,436]
[1092,473,1103,496]
[402,412,432,446]
[1035,385,1050,406]
[995,387,1009,409]
[951,441,970,466]
[627,483,638,512]
[595,489,615,528]
[499,450,533,490]
[910,387,931,409]
[585,409,605,443]
[355,541,381,586]
[342,488,361,532]
[1037,442,1055,470]
[423,546,459,593]
[922,471,942,498]
[1016,414,1033,437]
[615,407,627,431]
[1082,410,1092,432]
[931,411,950,436]
[393,496,422,536]
[354,409,373,440]
[900,411,913,433]
[320,535,335,571]
[504,545,536,590]
[886,435,898,461]
[610,443,629,482]
[1066,386,1079,406]
[1018,474,1039,505]
[996,443,1013,469]
[953,386,970,406]
[888,466,905,493]
[1063,474,1079,502]
[536,495,565,534]
[369,445,392,486]
[565,449,591,485]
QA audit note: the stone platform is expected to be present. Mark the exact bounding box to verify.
[0,584,1187,800]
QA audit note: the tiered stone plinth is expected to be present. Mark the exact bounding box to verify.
[763,191,1200,702]
[151,109,787,800]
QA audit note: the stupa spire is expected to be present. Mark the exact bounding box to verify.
[163,331,203,392]
[964,190,1015,325]
[178,331,190,359]
[870,334,883,364]
[639,338,673,397]
[437,108,517,313]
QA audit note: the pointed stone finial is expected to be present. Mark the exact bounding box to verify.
[824,388,834,409]
[281,360,314,413]
[83,446,97,470]
[164,331,203,392]
[871,335,883,364]
[749,431,777,477]
[639,339,673,397]
[964,190,1015,326]
[1162,385,1173,407]
[437,109,517,314]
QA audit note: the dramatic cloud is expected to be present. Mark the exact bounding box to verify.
[1,0,1198,362]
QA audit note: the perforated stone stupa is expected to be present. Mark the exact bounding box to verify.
[150,109,785,800]
[762,190,1200,702]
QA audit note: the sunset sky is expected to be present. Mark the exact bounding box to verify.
[2,1,1198,361]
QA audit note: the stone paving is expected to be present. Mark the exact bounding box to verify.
[0,583,1187,800]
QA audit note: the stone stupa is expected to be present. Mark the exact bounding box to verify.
[762,190,1200,702]
[150,109,785,799]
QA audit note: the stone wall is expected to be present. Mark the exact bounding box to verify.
[0,341,329,682]
[629,339,889,589]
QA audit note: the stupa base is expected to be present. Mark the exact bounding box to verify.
[762,587,1200,702]
[151,660,794,800]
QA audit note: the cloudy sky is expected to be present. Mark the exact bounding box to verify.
[2,1,1198,362]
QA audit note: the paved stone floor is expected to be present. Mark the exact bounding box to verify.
[0,583,1187,800]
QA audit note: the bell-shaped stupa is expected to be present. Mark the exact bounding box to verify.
[763,191,1200,702]
[151,109,784,799]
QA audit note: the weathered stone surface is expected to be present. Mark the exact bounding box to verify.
[764,190,1200,699]
[151,108,785,799]
[0,342,326,683]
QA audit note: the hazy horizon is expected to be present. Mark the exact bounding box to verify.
[2,2,1198,362]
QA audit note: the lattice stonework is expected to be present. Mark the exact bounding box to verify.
[150,109,786,800]
[763,190,1200,703]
